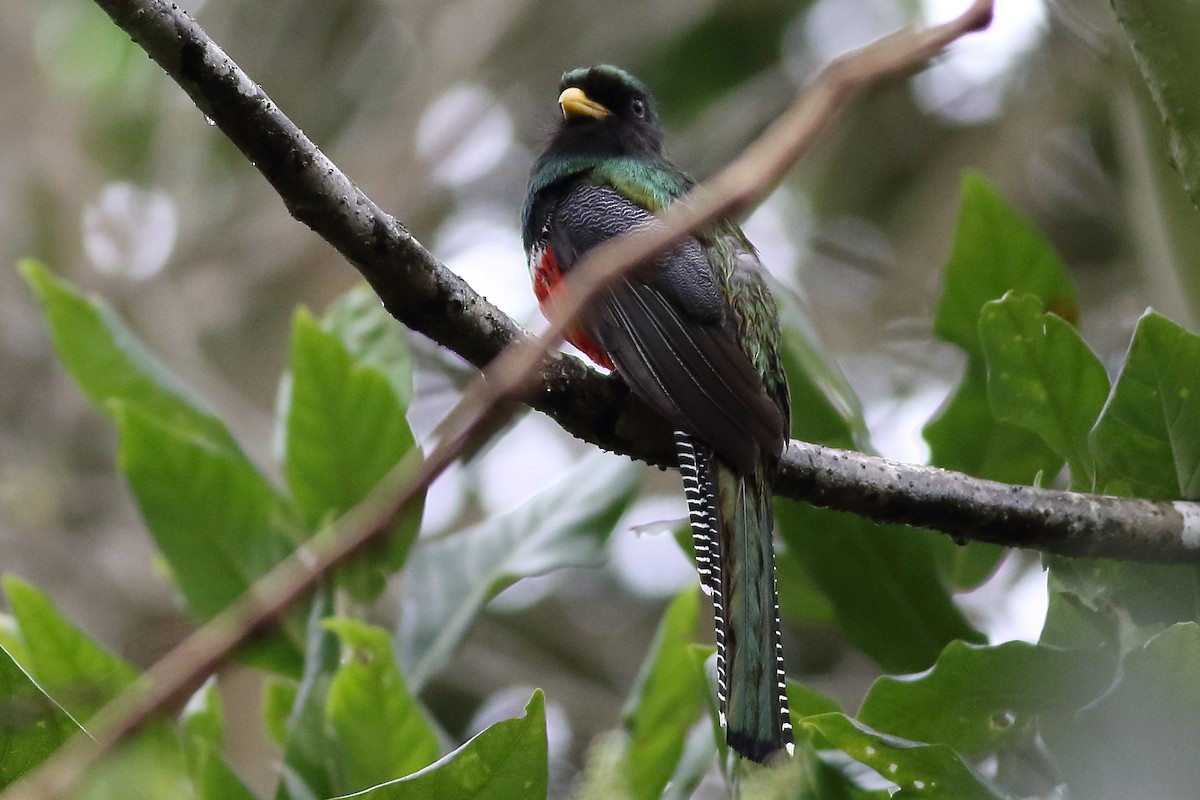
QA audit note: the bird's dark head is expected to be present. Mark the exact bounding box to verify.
[550,65,664,159]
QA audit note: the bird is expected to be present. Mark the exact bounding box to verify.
[521,64,793,762]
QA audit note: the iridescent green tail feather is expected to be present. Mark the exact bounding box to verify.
[676,432,792,762]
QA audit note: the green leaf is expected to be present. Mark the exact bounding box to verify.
[572,732,635,800]
[1090,311,1200,499]
[180,677,224,752]
[276,590,338,800]
[0,645,79,789]
[621,587,703,800]
[925,175,1076,487]
[346,690,547,800]
[397,453,640,689]
[737,736,890,800]
[1046,555,1200,633]
[2,577,137,721]
[689,648,729,771]
[0,615,28,673]
[777,502,983,675]
[1112,1,1200,206]
[979,293,1110,486]
[945,542,1006,591]
[777,290,979,673]
[323,619,439,792]
[1042,623,1200,799]
[660,723,718,800]
[186,750,260,800]
[778,292,870,452]
[320,284,414,407]
[775,545,835,624]
[786,680,841,719]
[282,308,421,601]
[1,582,251,799]
[69,734,194,800]
[181,679,259,800]
[19,259,236,452]
[1038,578,1120,651]
[858,640,1114,756]
[115,404,304,675]
[925,361,1064,485]
[803,713,1013,799]
[262,677,298,747]
[933,173,1079,357]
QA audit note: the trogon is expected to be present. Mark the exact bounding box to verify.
[522,65,793,762]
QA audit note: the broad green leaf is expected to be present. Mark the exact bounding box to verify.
[180,677,224,752]
[0,645,79,789]
[690,648,729,771]
[115,404,304,675]
[924,361,1063,486]
[186,749,259,800]
[276,590,338,800]
[926,175,1075,488]
[980,293,1110,486]
[1,582,251,799]
[320,284,414,406]
[804,713,1012,800]
[1046,555,1200,633]
[282,308,421,601]
[1038,578,1120,651]
[397,453,640,689]
[181,679,259,800]
[572,732,634,800]
[1042,623,1200,799]
[0,615,28,672]
[778,292,870,452]
[622,587,702,800]
[777,290,980,674]
[787,680,841,719]
[775,546,836,625]
[345,690,547,800]
[945,542,1006,592]
[933,173,1078,357]
[69,734,194,800]
[660,723,719,800]
[262,677,298,747]
[858,640,1114,756]
[2,577,137,721]
[777,502,983,675]
[1112,1,1200,206]
[737,736,890,800]
[323,619,438,792]
[1090,311,1200,499]
[19,259,235,452]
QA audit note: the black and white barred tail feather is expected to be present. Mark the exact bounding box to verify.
[676,431,719,598]
[675,432,793,762]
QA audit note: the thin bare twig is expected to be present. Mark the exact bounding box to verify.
[2,2,1000,798]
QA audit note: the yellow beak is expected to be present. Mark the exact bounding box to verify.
[558,87,611,120]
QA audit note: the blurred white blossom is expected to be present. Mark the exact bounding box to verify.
[82,182,177,279]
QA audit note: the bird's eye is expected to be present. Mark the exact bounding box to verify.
[631,99,646,118]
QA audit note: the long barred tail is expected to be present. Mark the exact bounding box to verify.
[674,432,793,762]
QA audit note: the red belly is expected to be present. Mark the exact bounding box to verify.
[531,247,615,370]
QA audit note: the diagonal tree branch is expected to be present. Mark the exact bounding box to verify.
[77,0,1200,565]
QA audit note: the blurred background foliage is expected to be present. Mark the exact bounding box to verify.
[4,0,1200,795]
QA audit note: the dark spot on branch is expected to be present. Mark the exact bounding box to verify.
[179,35,205,85]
